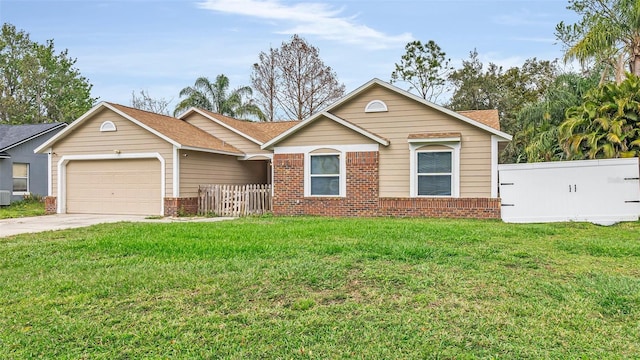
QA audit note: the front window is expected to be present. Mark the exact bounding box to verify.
[310,154,340,196]
[13,163,29,194]
[417,151,452,196]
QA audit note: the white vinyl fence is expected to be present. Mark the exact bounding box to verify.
[498,158,639,224]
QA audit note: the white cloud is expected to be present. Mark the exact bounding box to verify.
[492,9,557,27]
[197,0,412,50]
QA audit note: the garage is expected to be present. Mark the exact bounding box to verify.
[65,158,162,215]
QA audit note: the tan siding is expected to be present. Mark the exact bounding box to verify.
[277,116,376,147]
[331,85,493,197]
[183,113,266,154]
[179,150,267,197]
[50,108,174,197]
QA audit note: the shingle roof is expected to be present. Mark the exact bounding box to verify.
[196,109,299,143]
[457,110,501,130]
[108,103,243,154]
[253,121,299,140]
[0,123,66,151]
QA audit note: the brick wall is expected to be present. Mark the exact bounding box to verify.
[44,196,57,214]
[273,151,501,219]
[164,197,198,217]
[273,153,305,215]
[273,151,379,217]
[378,197,501,219]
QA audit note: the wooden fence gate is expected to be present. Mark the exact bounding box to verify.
[198,184,272,217]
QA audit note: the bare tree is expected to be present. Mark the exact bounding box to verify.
[251,47,279,122]
[130,90,171,115]
[251,35,345,121]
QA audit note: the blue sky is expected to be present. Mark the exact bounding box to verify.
[0,0,579,109]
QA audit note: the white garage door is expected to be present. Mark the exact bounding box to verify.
[66,159,162,215]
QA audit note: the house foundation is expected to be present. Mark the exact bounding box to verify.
[164,197,198,217]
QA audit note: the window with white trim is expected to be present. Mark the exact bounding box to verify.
[309,154,340,196]
[417,150,452,196]
[12,163,29,194]
[409,141,460,198]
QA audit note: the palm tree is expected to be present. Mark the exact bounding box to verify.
[559,73,640,159]
[501,72,599,163]
[556,0,640,84]
[173,74,265,120]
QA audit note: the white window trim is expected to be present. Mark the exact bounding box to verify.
[12,163,30,195]
[409,142,460,198]
[303,149,347,198]
[307,153,342,197]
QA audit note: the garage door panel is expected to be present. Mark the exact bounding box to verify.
[66,159,161,215]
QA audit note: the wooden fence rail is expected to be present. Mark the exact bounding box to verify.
[198,184,272,217]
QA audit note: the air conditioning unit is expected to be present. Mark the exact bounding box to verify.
[0,190,10,206]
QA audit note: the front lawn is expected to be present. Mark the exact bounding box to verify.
[0,199,45,219]
[1,217,639,358]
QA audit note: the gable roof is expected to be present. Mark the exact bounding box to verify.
[35,102,243,155]
[262,111,391,150]
[0,123,67,152]
[263,79,512,149]
[179,108,298,145]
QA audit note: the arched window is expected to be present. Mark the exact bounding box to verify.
[364,100,388,113]
[100,121,117,132]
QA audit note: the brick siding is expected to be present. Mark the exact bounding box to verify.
[273,151,501,219]
[44,196,57,214]
[164,197,198,217]
[378,197,501,219]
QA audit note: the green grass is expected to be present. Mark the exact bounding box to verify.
[1,217,639,358]
[0,199,45,219]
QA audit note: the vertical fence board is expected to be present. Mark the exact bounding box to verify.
[198,184,273,216]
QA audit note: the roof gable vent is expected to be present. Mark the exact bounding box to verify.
[365,100,388,113]
[100,121,117,132]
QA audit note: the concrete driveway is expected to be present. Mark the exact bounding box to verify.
[0,214,235,238]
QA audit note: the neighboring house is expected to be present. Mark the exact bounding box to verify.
[0,123,67,204]
[36,78,512,218]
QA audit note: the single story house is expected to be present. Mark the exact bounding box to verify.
[36,78,512,218]
[0,123,67,204]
